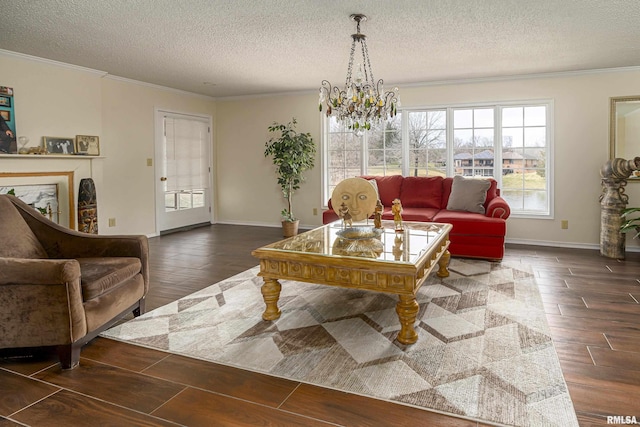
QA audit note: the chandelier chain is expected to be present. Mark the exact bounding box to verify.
[346,38,357,88]
[361,40,373,90]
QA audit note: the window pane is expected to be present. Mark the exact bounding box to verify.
[503,127,523,148]
[502,107,523,127]
[454,129,473,147]
[474,108,493,128]
[475,128,494,148]
[454,109,472,128]
[192,190,205,208]
[428,111,446,129]
[407,109,446,177]
[502,189,524,210]
[524,127,546,147]
[523,190,547,211]
[328,133,346,150]
[525,106,546,126]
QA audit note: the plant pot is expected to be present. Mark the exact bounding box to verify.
[282,220,299,237]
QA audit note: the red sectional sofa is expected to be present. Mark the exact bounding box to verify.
[323,175,511,260]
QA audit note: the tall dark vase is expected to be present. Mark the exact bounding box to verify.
[78,178,98,234]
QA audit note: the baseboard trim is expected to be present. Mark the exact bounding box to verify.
[214,219,320,230]
[150,222,640,254]
[505,238,599,251]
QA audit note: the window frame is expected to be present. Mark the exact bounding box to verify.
[322,99,554,218]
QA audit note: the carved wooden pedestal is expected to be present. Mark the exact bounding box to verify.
[599,157,640,259]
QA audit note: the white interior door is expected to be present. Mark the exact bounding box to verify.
[155,110,212,233]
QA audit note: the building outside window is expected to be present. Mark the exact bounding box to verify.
[322,101,552,217]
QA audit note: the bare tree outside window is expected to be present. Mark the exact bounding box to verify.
[407,110,446,177]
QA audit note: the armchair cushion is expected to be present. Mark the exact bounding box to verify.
[0,197,48,259]
[78,257,143,300]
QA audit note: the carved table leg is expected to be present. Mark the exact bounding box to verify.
[261,278,282,320]
[395,294,419,345]
[437,249,450,278]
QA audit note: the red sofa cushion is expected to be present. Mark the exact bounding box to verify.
[397,207,440,222]
[361,175,403,207]
[433,210,506,236]
[399,176,443,209]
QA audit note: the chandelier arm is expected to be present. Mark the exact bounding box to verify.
[320,80,332,96]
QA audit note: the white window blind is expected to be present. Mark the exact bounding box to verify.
[164,116,209,191]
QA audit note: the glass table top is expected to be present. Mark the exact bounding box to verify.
[262,220,450,264]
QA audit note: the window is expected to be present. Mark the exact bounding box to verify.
[323,101,552,216]
[500,106,548,213]
[407,110,446,177]
[163,116,209,212]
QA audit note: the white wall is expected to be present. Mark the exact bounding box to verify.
[4,49,640,249]
[100,78,215,235]
[216,69,640,249]
[216,93,323,227]
[0,52,216,236]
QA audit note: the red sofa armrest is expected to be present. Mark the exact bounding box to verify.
[486,196,510,219]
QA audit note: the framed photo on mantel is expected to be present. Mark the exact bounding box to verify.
[43,136,75,155]
[75,135,100,156]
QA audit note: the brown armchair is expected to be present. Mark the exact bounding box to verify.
[0,194,149,369]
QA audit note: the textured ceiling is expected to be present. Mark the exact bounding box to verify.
[1,0,639,98]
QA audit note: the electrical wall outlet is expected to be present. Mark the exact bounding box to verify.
[108,218,116,227]
[561,220,568,229]
[313,208,318,216]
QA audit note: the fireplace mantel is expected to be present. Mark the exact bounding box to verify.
[0,154,104,159]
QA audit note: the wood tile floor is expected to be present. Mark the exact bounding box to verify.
[2,224,640,426]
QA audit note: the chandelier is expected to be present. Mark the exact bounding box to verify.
[319,14,400,135]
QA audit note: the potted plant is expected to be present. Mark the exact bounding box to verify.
[264,118,316,237]
[621,207,640,239]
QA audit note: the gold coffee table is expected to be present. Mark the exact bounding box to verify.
[251,220,452,345]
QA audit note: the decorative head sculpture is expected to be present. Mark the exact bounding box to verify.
[331,177,377,222]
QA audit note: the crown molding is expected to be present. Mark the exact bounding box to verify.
[399,66,640,89]
[216,66,640,101]
[3,48,640,101]
[103,75,216,101]
[0,48,107,76]
[0,49,215,101]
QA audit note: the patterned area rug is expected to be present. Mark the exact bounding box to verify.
[102,258,578,427]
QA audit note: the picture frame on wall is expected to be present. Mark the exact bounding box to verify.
[75,135,100,156]
[43,136,76,155]
[0,85,16,154]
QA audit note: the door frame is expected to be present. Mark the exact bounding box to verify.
[153,107,215,235]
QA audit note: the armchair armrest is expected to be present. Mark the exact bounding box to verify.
[0,258,87,347]
[486,196,511,219]
[0,257,80,285]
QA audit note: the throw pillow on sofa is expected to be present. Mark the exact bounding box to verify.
[446,175,491,214]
